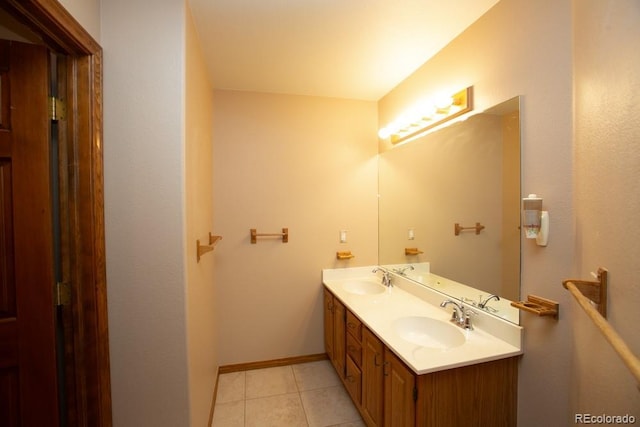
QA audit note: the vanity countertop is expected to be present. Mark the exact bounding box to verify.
[323,266,523,375]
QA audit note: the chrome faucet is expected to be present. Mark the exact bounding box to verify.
[372,267,392,287]
[393,265,415,276]
[478,294,500,309]
[440,299,475,330]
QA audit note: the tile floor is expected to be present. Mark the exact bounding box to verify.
[212,360,365,427]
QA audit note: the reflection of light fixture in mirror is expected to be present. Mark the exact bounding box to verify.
[378,87,473,145]
[522,194,549,247]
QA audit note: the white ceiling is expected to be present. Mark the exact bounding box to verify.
[189,0,499,101]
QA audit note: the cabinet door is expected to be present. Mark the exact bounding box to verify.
[345,355,362,405]
[346,310,362,341]
[384,347,416,427]
[346,333,362,367]
[332,298,346,378]
[415,357,518,427]
[323,289,334,361]
[362,328,384,427]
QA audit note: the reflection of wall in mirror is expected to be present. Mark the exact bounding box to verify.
[501,110,520,301]
[378,107,520,302]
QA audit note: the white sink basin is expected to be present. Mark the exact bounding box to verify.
[342,278,386,295]
[393,316,466,350]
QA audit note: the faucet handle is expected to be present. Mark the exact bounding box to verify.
[463,309,477,330]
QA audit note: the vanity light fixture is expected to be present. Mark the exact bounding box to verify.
[378,86,473,145]
[522,194,549,247]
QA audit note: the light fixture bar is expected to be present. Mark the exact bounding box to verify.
[379,86,474,145]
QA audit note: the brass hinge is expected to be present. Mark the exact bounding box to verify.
[56,281,71,306]
[49,96,66,121]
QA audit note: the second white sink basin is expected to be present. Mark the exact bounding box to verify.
[342,278,386,295]
[393,316,466,350]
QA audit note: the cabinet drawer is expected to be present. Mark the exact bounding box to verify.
[346,311,362,341]
[346,333,362,367]
[345,355,362,406]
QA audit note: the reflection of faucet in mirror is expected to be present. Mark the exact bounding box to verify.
[372,267,392,287]
[479,294,500,309]
[461,294,501,313]
[392,265,415,276]
[378,96,522,325]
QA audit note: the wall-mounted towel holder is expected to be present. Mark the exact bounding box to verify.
[511,295,559,318]
[197,232,222,262]
[454,222,485,236]
[250,228,288,244]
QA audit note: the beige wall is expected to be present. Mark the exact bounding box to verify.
[379,0,575,424]
[102,0,192,425]
[212,90,378,365]
[59,0,100,42]
[185,5,218,425]
[573,0,640,421]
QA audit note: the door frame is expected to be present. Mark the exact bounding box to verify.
[0,0,111,425]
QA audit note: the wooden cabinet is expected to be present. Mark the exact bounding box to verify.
[345,310,363,405]
[345,354,362,404]
[323,286,518,427]
[333,298,346,378]
[323,289,334,361]
[384,347,415,427]
[323,288,346,378]
[415,357,518,427]
[362,327,385,426]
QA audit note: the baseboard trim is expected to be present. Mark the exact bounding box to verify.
[218,353,328,374]
[208,366,219,427]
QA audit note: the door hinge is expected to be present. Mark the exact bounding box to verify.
[56,281,71,306]
[413,386,418,402]
[49,96,66,121]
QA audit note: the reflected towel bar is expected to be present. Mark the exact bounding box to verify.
[563,268,640,389]
[454,222,485,236]
[250,228,289,244]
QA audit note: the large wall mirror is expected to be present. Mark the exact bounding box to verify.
[378,96,521,324]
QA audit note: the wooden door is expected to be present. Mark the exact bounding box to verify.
[362,327,384,427]
[0,40,59,426]
[384,347,416,427]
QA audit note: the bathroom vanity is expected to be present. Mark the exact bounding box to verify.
[323,267,523,427]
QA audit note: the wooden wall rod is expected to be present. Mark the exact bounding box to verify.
[562,268,607,317]
[563,269,640,389]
